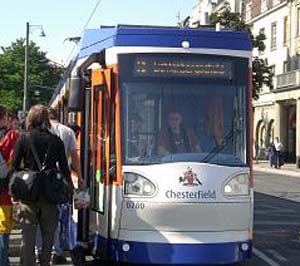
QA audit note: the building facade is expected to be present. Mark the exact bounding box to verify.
[244,0,300,165]
[189,0,215,27]
[189,0,243,28]
[190,0,300,166]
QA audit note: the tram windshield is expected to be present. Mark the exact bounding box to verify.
[119,53,249,166]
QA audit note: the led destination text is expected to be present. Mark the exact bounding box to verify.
[166,189,216,200]
[134,57,231,78]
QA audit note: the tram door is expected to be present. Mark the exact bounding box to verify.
[89,69,112,259]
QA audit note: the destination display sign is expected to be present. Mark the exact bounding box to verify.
[133,56,232,78]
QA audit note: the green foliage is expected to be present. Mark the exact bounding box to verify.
[210,2,274,99]
[0,39,63,113]
[0,89,22,112]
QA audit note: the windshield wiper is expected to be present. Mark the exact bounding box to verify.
[201,130,234,163]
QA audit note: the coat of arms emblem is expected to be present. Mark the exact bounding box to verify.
[179,167,202,186]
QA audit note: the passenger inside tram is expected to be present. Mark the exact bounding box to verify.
[127,113,147,157]
[199,95,224,152]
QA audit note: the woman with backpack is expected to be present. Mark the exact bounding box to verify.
[11,105,74,266]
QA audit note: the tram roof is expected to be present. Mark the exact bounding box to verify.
[50,25,251,106]
[78,25,252,59]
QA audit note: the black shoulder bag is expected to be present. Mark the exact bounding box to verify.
[40,139,71,205]
[9,136,41,201]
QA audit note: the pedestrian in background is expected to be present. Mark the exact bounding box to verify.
[8,113,19,130]
[0,106,19,266]
[274,137,284,169]
[267,143,277,168]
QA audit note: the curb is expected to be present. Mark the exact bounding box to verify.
[253,166,300,178]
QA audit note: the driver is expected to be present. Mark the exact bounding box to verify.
[158,110,201,156]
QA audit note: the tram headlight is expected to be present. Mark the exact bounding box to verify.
[123,172,156,196]
[223,173,249,196]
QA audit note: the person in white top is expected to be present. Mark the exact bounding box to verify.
[274,137,283,151]
[49,112,83,185]
[274,137,284,169]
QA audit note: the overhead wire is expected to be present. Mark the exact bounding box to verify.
[63,0,103,66]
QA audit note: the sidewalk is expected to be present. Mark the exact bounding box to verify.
[253,160,300,177]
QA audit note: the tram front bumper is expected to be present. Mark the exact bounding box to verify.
[112,231,252,265]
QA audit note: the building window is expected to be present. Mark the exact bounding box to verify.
[271,22,277,50]
[269,65,275,90]
[204,12,209,25]
[270,65,276,75]
[261,0,267,13]
[259,28,265,54]
[283,16,288,45]
[245,2,252,21]
[296,54,300,70]
[283,61,290,73]
[283,61,287,72]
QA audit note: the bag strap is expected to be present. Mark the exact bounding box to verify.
[41,137,56,169]
[27,133,54,172]
[27,136,43,171]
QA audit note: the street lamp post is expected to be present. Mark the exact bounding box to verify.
[23,22,45,112]
[23,22,29,113]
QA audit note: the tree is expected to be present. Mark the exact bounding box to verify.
[0,39,63,113]
[209,3,273,99]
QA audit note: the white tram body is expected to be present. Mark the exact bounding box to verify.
[51,25,253,265]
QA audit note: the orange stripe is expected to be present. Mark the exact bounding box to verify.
[92,69,105,86]
[97,91,103,172]
[104,69,112,185]
[113,64,123,186]
[90,65,122,186]
[90,76,95,176]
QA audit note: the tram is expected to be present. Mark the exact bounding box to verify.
[50,25,253,265]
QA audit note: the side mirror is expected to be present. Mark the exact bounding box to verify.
[68,77,83,111]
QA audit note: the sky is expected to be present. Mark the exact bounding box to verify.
[1,0,197,66]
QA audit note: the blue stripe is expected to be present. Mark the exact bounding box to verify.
[92,234,252,265]
[78,26,251,59]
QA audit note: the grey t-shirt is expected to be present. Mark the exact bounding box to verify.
[51,122,77,159]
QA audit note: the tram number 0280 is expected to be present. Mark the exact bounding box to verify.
[126,201,145,210]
